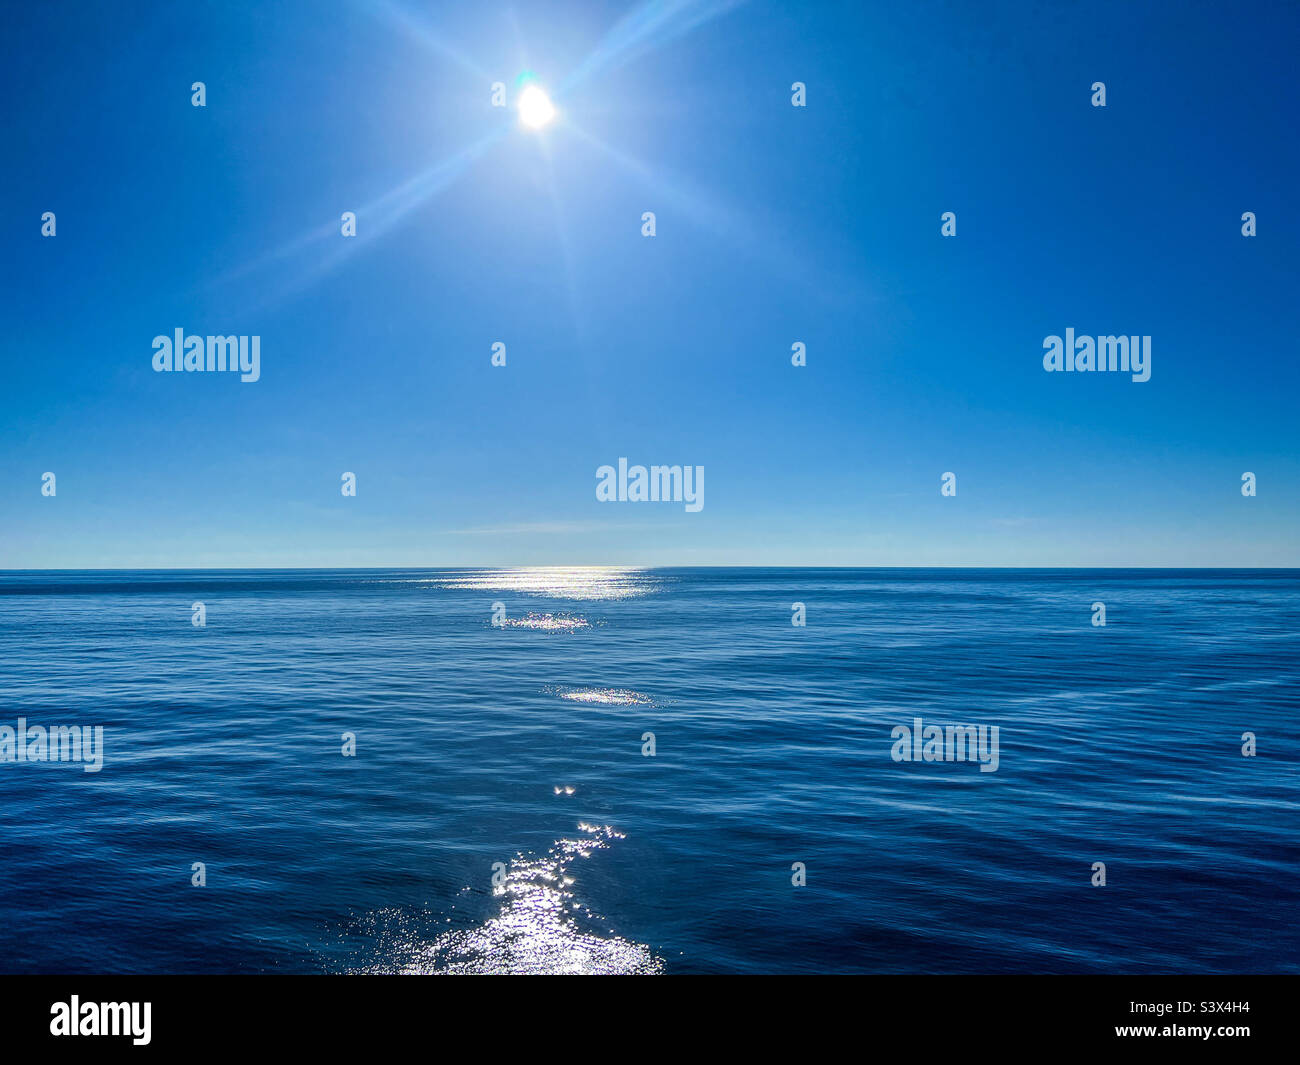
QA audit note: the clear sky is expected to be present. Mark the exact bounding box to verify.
[2,0,1296,567]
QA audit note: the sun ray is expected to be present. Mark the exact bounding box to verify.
[533,130,587,347]
[213,131,506,313]
[214,0,769,316]
[362,0,491,81]
[560,0,750,94]
[566,119,860,302]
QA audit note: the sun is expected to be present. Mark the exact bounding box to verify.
[517,84,557,130]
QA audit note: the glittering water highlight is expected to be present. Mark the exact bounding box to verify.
[342,826,664,975]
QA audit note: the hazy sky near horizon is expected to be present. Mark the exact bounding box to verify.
[2,0,1297,568]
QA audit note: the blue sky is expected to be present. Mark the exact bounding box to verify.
[2,0,1297,567]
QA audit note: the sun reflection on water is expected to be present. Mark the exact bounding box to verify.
[416,567,661,601]
[553,686,654,706]
[343,825,663,975]
[500,612,591,632]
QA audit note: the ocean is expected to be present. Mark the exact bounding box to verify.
[0,567,1296,974]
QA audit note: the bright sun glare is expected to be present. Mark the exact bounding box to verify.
[517,84,557,129]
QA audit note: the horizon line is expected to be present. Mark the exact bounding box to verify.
[1,565,1298,573]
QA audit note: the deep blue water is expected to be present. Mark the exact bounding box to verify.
[0,567,1296,974]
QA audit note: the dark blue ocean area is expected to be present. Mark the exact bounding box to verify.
[0,568,1296,973]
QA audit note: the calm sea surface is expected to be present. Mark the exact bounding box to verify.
[0,568,1296,974]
